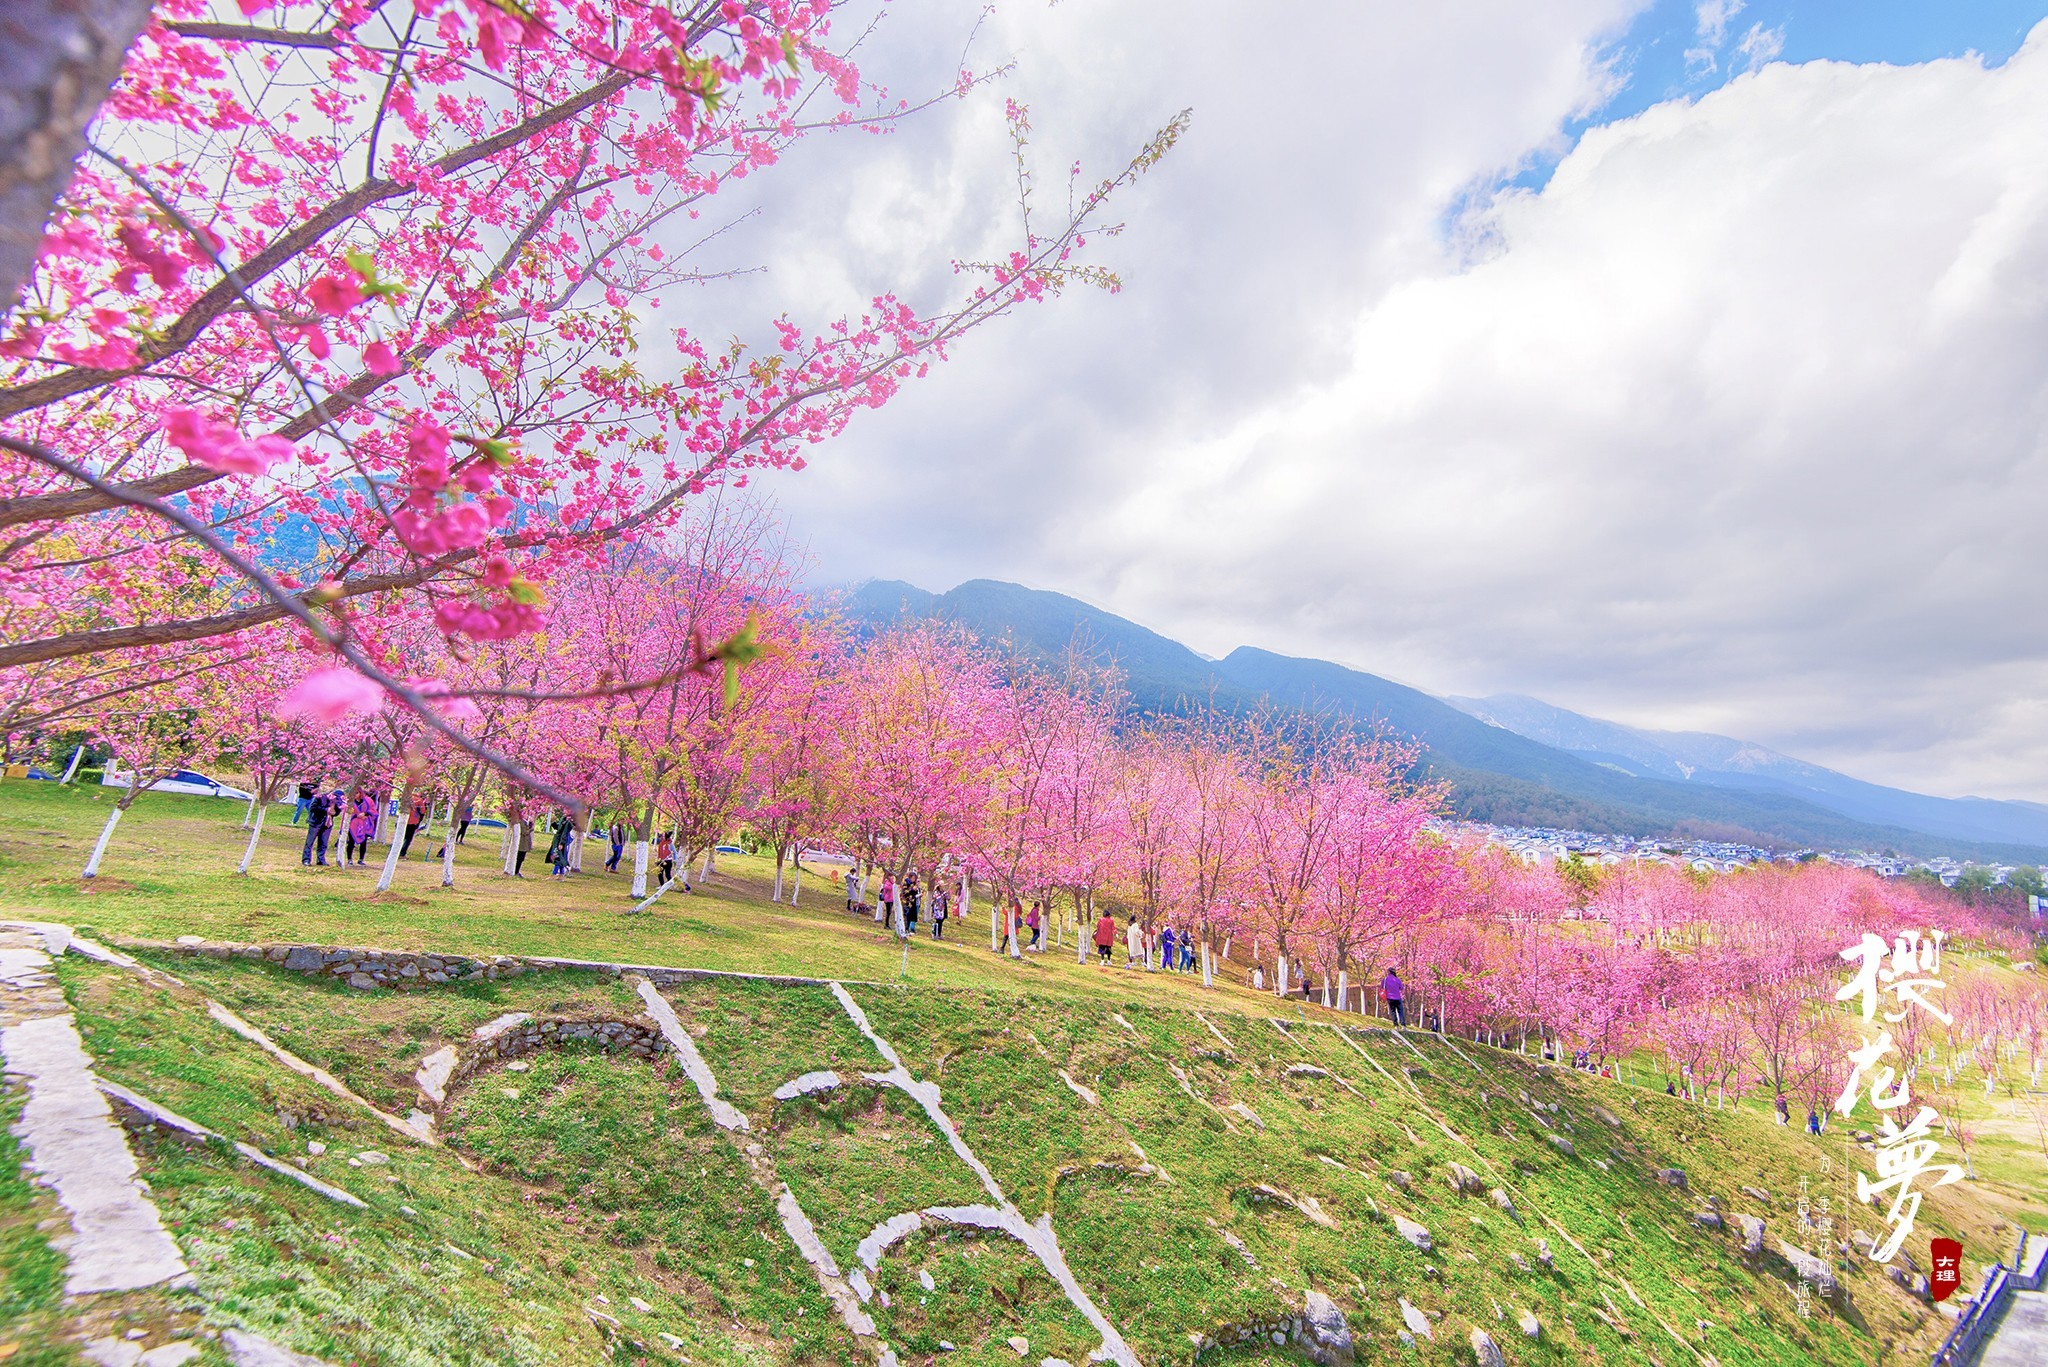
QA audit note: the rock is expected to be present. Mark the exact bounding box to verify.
[1393,1216,1433,1251]
[1387,1170,1414,1191]
[1508,1252,1530,1272]
[346,973,378,990]
[284,946,324,971]
[306,1141,325,1156]
[1549,1135,1576,1158]
[221,1328,334,1365]
[1006,1335,1029,1356]
[1286,1064,1330,1078]
[1742,1185,1771,1204]
[629,1296,652,1312]
[1398,1299,1434,1341]
[356,1150,389,1166]
[1490,1188,1520,1222]
[1303,1289,1356,1366]
[1594,1106,1620,1127]
[1230,1102,1266,1130]
[1737,1215,1765,1256]
[772,1070,842,1101]
[83,1340,141,1367]
[1040,1361,1074,1367]
[1446,1163,1485,1195]
[1470,1327,1505,1367]
[1517,1309,1540,1339]
[1694,1211,1723,1229]
[1655,1168,1687,1188]
[1535,1239,1553,1268]
[140,1346,200,1367]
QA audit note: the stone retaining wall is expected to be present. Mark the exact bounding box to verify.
[122,937,853,992]
[450,1017,668,1092]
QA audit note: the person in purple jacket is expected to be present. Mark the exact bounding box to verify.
[1382,965,1407,1027]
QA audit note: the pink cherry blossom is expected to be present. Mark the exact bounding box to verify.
[278,667,387,721]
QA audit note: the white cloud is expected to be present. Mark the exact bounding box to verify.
[747,7,2048,805]
[1737,21,1786,70]
[1695,0,1745,46]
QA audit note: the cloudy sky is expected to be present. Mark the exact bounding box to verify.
[689,0,2048,804]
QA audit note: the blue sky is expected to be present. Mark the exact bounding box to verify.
[1513,0,2048,190]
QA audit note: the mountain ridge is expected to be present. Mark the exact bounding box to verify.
[843,577,2048,862]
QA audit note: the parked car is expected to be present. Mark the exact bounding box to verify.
[99,767,254,800]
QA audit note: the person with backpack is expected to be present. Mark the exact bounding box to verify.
[1382,965,1407,1027]
[655,831,674,886]
[1093,909,1117,965]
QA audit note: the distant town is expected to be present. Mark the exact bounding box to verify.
[1451,821,2045,890]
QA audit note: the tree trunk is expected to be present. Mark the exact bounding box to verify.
[1,0,156,316]
[441,833,457,887]
[1276,952,1288,999]
[58,744,85,783]
[1201,940,1213,988]
[236,798,269,874]
[503,823,521,875]
[789,859,801,906]
[81,804,122,877]
[241,790,258,830]
[630,840,650,897]
[374,778,415,892]
[772,847,785,903]
[700,844,713,883]
[1336,969,1349,1014]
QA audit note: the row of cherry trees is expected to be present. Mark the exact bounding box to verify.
[53,522,2044,1121]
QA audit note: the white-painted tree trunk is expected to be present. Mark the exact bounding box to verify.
[236,801,270,875]
[1006,906,1020,959]
[991,904,1001,952]
[630,840,650,897]
[772,857,784,903]
[700,846,714,882]
[82,807,124,878]
[241,791,258,830]
[1222,936,1231,960]
[1321,983,1332,1009]
[789,863,801,906]
[374,820,406,892]
[857,867,869,906]
[959,875,971,928]
[1337,970,1349,1013]
[59,745,85,783]
[503,823,521,875]
[441,836,458,888]
[1276,953,1288,998]
[568,824,583,872]
[1201,942,1214,988]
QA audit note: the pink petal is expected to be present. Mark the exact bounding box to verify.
[278,668,387,722]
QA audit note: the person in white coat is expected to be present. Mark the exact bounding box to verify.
[1124,915,1145,969]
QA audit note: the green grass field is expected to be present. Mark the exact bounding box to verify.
[2,778,2041,1365]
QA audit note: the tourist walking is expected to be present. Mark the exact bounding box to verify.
[1025,899,1042,950]
[1382,965,1407,1027]
[902,870,921,935]
[513,819,534,877]
[877,872,896,928]
[931,883,949,938]
[1093,909,1116,965]
[656,831,674,886]
[345,791,377,866]
[605,821,625,872]
[400,797,428,858]
[1124,915,1144,968]
[453,801,473,845]
[844,865,859,912]
[291,779,316,826]
[1159,925,1176,973]
[546,812,573,878]
[301,788,334,865]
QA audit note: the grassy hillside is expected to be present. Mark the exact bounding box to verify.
[3,781,2041,1365]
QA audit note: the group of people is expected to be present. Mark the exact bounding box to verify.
[291,778,475,869]
[845,866,951,937]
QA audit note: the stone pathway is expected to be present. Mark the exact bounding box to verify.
[1982,1288,2048,1367]
[0,926,189,1296]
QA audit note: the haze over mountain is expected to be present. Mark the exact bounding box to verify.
[846,578,2048,863]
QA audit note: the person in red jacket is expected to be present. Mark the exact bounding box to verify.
[1093,910,1117,965]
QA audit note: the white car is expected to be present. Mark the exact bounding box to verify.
[100,767,254,800]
